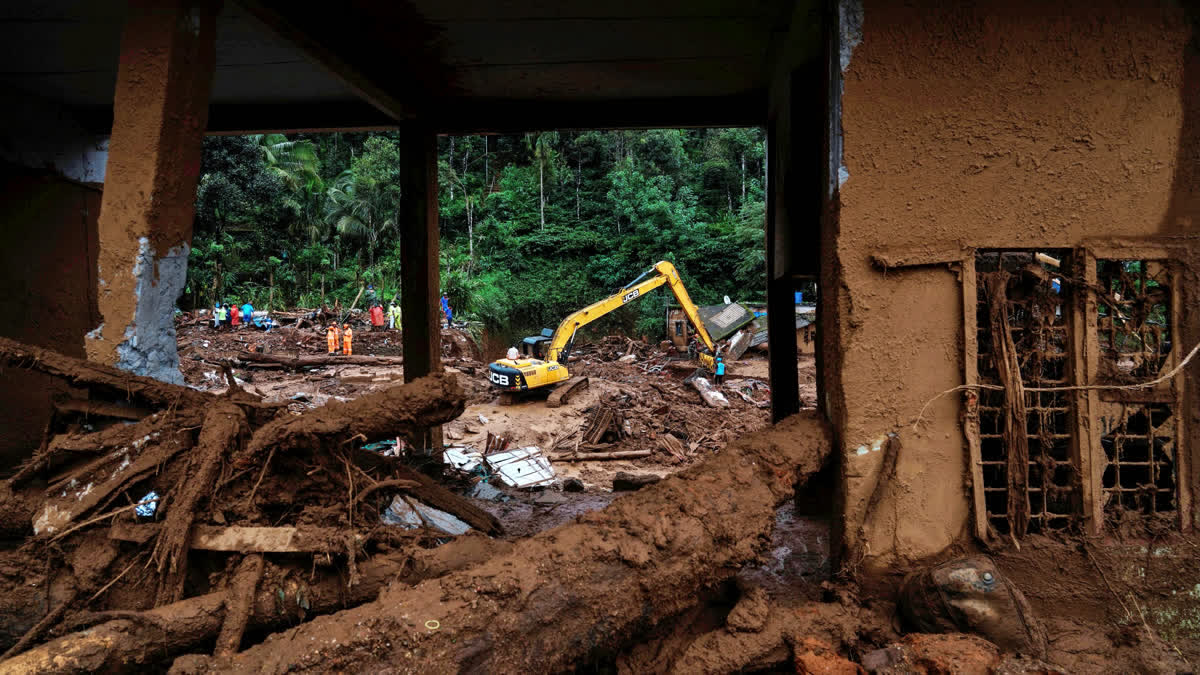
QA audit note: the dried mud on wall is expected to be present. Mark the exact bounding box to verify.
[832,0,1197,566]
[0,171,100,469]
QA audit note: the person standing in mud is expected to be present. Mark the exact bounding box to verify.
[212,301,225,329]
[714,356,726,385]
[369,304,385,332]
[327,323,339,354]
[387,302,401,330]
[342,323,353,356]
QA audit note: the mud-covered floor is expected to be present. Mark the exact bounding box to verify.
[0,318,1196,673]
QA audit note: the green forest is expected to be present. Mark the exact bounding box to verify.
[187,128,767,341]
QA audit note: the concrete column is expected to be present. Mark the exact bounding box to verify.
[86,0,218,383]
[398,122,443,449]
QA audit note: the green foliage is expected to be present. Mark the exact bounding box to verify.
[190,128,767,342]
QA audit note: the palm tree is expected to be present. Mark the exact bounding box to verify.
[526,131,558,229]
[251,134,327,242]
[324,170,397,267]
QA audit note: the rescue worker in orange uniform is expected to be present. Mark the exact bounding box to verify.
[342,323,353,356]
[326,323,339,354]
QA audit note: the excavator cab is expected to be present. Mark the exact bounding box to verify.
[519,328,555,359]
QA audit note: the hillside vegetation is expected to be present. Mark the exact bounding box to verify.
[188,129,766,340]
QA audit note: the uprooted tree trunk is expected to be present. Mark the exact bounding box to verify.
[232,372,466,471]
[0,336,212,410]
[184,411,833,673]
[0,535,511,675]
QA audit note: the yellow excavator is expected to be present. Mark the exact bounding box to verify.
[486,261,718,406]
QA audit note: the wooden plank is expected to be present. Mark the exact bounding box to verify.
[1072,248,1099,535]
[960,252,988,541]
[1171,264,1192,532]
[1079,248,1104,534]
[109,523,353,553]
[872,243,968,270]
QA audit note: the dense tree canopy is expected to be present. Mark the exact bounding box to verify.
[188,128,766,341]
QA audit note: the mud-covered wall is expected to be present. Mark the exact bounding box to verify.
[831,0,1198,566]
[0,167,101,470]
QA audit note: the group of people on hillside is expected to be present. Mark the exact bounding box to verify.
[211,300,256,330]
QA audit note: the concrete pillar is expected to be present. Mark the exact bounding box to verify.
[398,122,443,449]
[86,0,218,383]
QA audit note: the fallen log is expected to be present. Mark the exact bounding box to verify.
[232,372,466,471]
[192,411,833,674]
[689,375,731,408]
[0,336,212,410]
[0,534,512,674]
[552,450,653,462]
[46,407,204,457]
[237,352,404,370]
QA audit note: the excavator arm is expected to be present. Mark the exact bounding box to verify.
[545,261,718,368]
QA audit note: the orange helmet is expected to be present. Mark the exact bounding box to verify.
[343,323,350,329]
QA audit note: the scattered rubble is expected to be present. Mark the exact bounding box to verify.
[0,317,1190,673]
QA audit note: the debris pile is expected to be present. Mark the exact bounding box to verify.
[0,336,498,670]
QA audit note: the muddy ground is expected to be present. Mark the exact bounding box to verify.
[176,317,799,537]
[0,317,1195,673]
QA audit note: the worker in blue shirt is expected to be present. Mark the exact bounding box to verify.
[440,294,453,327]
[714,356,726,385]
[240,301,254,328]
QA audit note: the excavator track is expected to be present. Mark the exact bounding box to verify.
[546,376,589,408]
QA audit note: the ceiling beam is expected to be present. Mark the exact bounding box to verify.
[233,0,413,121]
[425,93,768,134]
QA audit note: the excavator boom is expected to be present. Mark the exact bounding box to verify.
[546,261,716,362]
[487,261,718,394]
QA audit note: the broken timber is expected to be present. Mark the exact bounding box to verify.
[1,536,511,674]
[110,523,358,553]
[188,411,834,673]
[552,450,653,462]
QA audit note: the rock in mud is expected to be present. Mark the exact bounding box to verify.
[899,555,1047,657]
[612,471,661,491]
[562,477,585,492]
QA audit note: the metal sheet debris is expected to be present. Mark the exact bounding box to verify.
[485,446,556,488]
[382,495,471,535]
[443,446,484,473]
